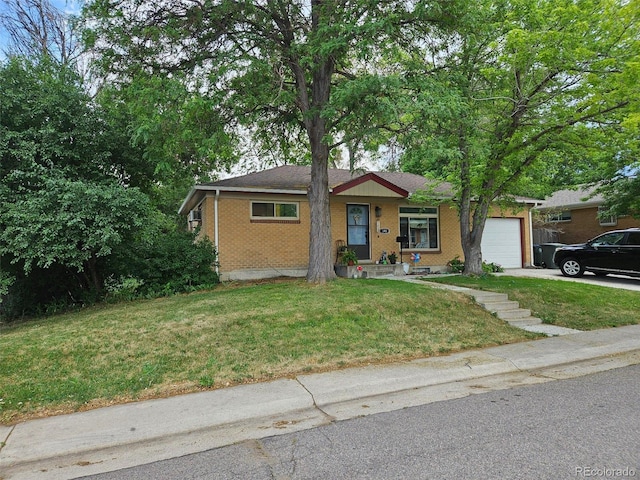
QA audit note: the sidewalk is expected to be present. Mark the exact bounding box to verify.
[2,324,640,480]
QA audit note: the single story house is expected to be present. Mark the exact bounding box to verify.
[534,185,640,244]
[179,166,538,280]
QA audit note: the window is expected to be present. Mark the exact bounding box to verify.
[626,232,640,246]
[251,201,298,219]
[598,207,617,226]
[591,232,625,246]
[399,207,439,249]
[546,210,571,222]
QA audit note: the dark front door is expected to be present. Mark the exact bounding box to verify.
[347,204,370,260]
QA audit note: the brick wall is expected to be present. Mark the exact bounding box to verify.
[213,193,310,274]
[200,193,533,277]
[543,207,640,244]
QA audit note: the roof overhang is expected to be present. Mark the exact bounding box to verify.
[534,200,602,212]
[178,185,307,215]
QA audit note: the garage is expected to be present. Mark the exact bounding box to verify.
[481,218,523,268]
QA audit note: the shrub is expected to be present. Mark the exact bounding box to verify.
[447,256,465,273]
[446,256,504,274]
[107,228,220,297]
[1,227,220,322]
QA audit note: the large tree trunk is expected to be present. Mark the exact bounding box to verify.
[306,142,336,283]
[460,228,484,275]
[459,188,489,276]
[304,23,337,283]
[305,102,336,283]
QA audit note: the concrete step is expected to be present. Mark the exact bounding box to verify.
[495,308,532,320]
[480,300,520,312]
[506,316,543,326]
[472,292,508,303]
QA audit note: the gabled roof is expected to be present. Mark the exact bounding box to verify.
[179,165,453,214]
[179,165,540,214]
[204,165,452,195]
[329,172,409,197]
[536,185,604,211]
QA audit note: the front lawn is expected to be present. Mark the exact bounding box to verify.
[0,278,538,424]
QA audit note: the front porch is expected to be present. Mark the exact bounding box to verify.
[334,263,432,278]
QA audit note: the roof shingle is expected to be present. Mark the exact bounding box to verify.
[204,165,453,195]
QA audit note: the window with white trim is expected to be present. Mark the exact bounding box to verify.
[251,201,299,219]
[546,210,572,222]
[597,207,617,226]
[399,207,439,249]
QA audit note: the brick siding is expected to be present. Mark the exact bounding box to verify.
[199,193,533,278]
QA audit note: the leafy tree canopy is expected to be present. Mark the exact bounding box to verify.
[0,169,149,285]
[395,0,640,273]
[0,56,149,290]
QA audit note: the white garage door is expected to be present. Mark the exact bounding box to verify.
[481,218,522,268]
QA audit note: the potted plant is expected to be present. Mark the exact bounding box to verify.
[341,249,358,266]
[388,252,397,264]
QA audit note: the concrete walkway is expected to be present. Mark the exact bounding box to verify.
[400,276,582,336]
[2,323,640,480]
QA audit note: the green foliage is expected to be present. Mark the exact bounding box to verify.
[599,173,640,218]
[107,229,220,298]
[397,0,640,274]
[446,256,504,274]
[0,56,220,320]
[97,78,237,187]
[104,276,146,302]
[339,249,359,265]
[0,261,101,320]
[0,269,14,304]
[447,256,465,274]
[0,172,149,276]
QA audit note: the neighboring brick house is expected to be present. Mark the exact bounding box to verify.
[179,166,537,280]
[534,185,640,244]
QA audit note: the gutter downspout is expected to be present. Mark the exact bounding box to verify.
[215,189,220,276]
[528,207,535,267]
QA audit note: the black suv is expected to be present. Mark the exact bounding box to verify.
[553,228,640,278]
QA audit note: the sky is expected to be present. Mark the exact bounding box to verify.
[0,0,82,58]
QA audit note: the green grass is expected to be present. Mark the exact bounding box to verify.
[0,278,538,424]
[426,275,639,330]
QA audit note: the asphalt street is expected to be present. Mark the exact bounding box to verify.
[77,364,640,480]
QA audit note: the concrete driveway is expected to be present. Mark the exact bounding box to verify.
[500,268,640,292]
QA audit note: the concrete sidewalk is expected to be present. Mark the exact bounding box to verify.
[2,325,640,480]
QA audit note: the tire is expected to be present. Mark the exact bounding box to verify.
[560,258,584,278]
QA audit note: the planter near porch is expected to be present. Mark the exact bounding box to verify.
[334,264,407,278]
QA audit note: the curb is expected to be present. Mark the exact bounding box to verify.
[3,325,640,480]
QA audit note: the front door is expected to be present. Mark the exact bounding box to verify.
[347,204,370,260]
